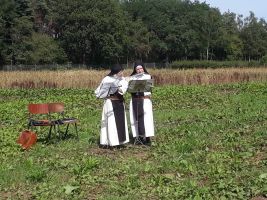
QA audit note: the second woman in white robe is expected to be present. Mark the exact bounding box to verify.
[129,62,155,145]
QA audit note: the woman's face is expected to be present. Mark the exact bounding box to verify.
[135,65,144,74]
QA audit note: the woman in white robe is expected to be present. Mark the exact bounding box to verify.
[95,64,129,147]
[129,61,155,145]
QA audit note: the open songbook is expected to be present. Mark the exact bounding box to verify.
[127,79,154,93]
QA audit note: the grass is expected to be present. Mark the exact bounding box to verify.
[0,83,267,199]
[2,67,267,89]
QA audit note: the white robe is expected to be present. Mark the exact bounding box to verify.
[129,73,155,138]
[95,76,129,146]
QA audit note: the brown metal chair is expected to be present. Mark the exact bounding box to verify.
[28,103,56,141]
[48,103,78,139]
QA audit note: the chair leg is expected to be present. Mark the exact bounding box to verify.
[27,123,31,130]
[64,124,70,138]
[74,123,78,140]
[57,125,63,140]
[28,123,32,130]
[53,125,58,141]
[46,125,53,141]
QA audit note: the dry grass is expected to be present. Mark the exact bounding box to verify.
[0,70,107,89]
[152,68,267,85]
[1,68,267,89]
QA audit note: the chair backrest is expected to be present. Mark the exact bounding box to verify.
[48,103,65,113]
[28,103,49,114]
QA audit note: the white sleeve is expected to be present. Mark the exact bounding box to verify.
[118,78,128,95]
[95,82,102,97]
[144,74,152,96]
[95,77,109,98]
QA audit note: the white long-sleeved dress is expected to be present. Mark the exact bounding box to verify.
[129,73,155,138]
[95,76,129,146]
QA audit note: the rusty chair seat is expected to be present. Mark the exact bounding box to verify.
[55,118,77,124]
[30,119,53,126]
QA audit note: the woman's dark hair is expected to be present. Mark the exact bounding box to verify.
[107,64,124,76]
[130,61,149,76]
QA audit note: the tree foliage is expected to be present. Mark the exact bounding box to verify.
[0,0,267,66]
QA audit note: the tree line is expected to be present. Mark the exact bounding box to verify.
[0,0,267,67]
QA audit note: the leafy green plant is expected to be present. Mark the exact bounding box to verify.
[1,83,267,199]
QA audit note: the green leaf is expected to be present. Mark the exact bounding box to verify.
[259,173,267,179]
[64,184,79,195]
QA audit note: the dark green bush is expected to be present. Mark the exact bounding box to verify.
[169,60,263,69]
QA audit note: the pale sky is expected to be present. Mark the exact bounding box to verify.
[197,0,267,21]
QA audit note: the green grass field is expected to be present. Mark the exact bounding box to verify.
[0,83,267,199]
